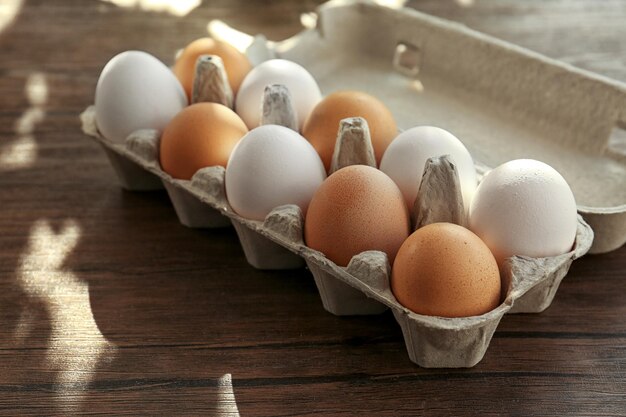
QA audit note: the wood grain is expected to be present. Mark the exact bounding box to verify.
[0,1,625,416]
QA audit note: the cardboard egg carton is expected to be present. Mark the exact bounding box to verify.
[80,103,593,367]
[78,0,621,366]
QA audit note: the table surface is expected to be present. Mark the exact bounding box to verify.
[1,1,625,416]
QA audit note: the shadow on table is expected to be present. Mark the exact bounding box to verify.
[68,188,330,415]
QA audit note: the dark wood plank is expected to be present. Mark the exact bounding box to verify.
[0,0,625,415]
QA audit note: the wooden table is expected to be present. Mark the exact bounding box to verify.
[1,1,624,415]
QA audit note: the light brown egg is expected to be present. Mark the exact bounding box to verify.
[160,103,248,180]
[302,91,398,172]
[173,37,252,100]
[391,223,501,318]
[304,165,410,266]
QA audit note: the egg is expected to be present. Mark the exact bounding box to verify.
[469,159,578,264]
[173,37,252,100]
[235,59,322,130]
[95,50,187,143]
[225,124,326,221]
[380,126,478,211]
[304,165,410,266]
[302,91,397,171]
[391,223,501,318]
[160,103,248,180]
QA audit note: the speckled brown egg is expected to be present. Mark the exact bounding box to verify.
[304,165,410,266]
[302,91,398,172]
[173,37,252,100]
[160,103,248,180]
[391,223,501,318]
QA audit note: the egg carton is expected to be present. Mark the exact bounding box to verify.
[80,101,593,367]
[78,0,617,367]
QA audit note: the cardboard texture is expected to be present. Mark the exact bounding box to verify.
[192,55,234,107]
[413,155,467,229]
[261,84,299,130]
[79,0,610,367]
[329,117,376,173]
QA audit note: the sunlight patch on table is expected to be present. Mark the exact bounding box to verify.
[0,135,37,170]
[101,0,201,17]
[217,374,241,417]
[26,72,48,106]
[207,20,254,53]
[300,12,318,30]
[0,0,23,33]
[17,219,116,414]
[0,72,47,172]
[14,108,44,136]
[372,0,407,9]
[456,0,475,7]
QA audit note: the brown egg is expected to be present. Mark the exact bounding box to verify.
[160,103,248,180]
[304,165,410,266]
[173,37,252,100]
[391,223,501,318]
[302,91,397,171]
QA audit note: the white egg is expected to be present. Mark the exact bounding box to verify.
[469,159,578,263]
[379,126,477,210]
[235,59,322,131]
[95,51,187,143]
[225,124,326,221]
